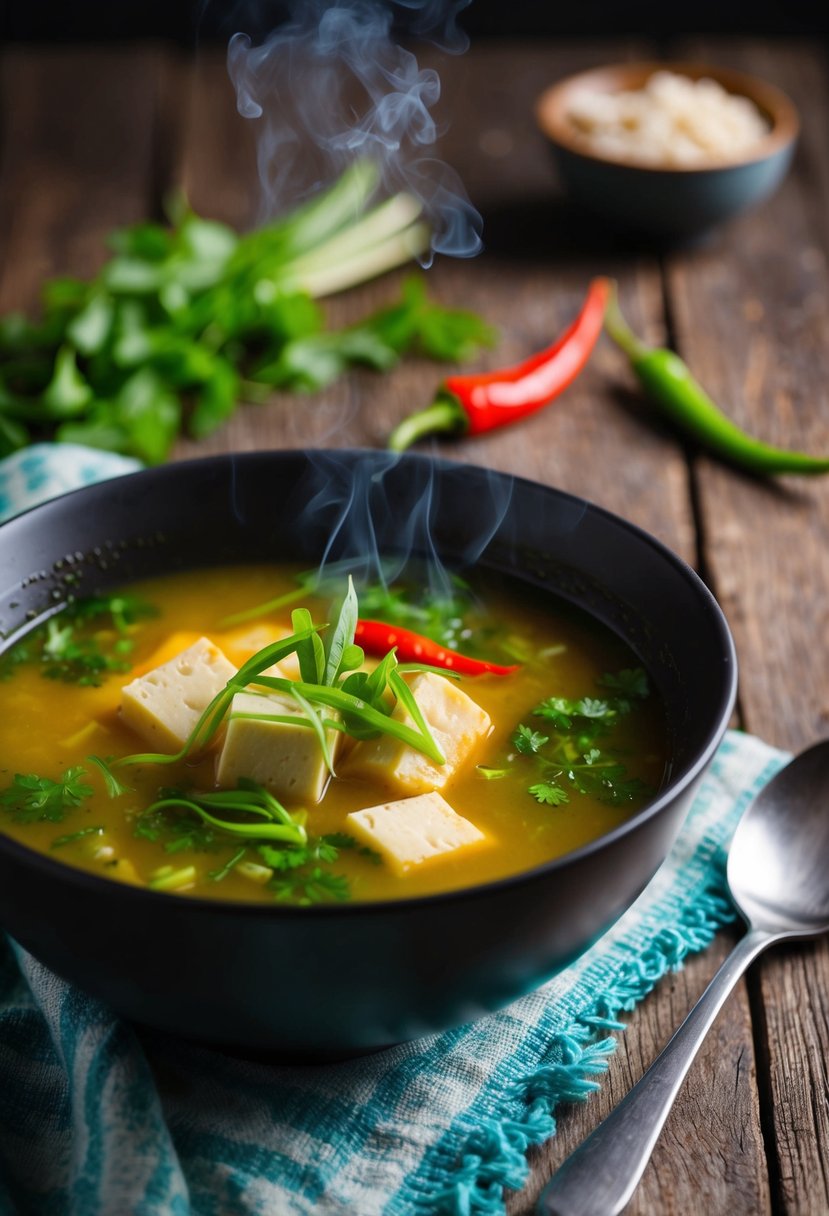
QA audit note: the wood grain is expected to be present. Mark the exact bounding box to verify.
[0,47,167,310]
[668,37,829,1216]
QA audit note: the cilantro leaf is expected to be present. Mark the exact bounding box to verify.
[599,668,649,700]
[134,807,220,853]
[4,593,158,687]
[501,668,656,812]
[270,868,351,906]
[532,697,574,730]
[0,767,93,824]
[528,782,569,807]
[512,725,549,755]
[258,843,312,871]
[572,697,613,721]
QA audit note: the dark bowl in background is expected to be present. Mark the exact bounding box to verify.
[0,450,736,1055]
[536,61,799,243]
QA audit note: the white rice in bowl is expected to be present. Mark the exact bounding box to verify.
[565,70,770,167]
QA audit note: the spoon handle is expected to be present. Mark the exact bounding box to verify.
[537,926,774,1216]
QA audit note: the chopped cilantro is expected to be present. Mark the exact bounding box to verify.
[0,641,33,680]
[573,697,612,720]
[599,667,649,701]
[0,593,158,687]
[134,808,220,853]
[270,868,351,906]
[0,767,94,823]
[501,668,654,810]
[532,697,576,731]
[131,793,364,904]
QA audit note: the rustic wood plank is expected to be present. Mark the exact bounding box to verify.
[179,50,259,230]
[668,37,829,1216]
[0,47,170,310]
[667,40,829,752]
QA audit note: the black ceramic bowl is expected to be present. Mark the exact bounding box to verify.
[0,450,736,1054]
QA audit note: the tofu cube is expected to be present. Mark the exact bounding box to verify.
[215,690,341,804]
[120,637,236,752]
[347,792,487,875]
[343,671,491,794]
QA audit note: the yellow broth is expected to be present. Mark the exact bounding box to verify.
[0,565,668,903]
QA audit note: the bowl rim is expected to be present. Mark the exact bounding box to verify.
[0,450,738,919]
[536,59,800,174]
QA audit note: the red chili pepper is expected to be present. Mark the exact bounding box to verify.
[355,620,519,676]
[388,277,610,451]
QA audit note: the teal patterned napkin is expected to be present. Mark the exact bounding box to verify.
[0,443,141,525]
[0,445,786,1216]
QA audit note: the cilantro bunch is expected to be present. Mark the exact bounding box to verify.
[0,160,494,463]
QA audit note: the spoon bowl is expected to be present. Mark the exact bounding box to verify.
[539,740,829,1216]
[728,740,829,935]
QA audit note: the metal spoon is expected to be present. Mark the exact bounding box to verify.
[538,739,829,1216]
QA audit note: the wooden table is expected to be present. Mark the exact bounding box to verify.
[1,36,828,1216]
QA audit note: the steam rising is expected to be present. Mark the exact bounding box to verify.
[227,0,482,258]
[296,452,513,598]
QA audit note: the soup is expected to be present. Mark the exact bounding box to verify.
[0,565,668,904]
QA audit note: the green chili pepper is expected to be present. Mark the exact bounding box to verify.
[605,284,829,477]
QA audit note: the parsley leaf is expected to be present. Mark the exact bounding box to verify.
[0,767,93,823]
